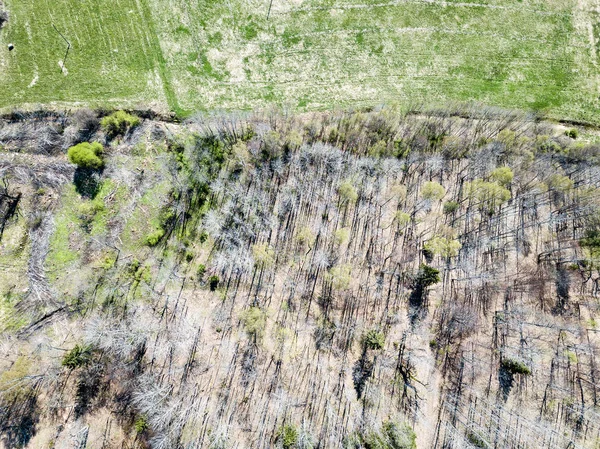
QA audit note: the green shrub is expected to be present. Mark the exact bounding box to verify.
[339,181,358,204]
[565,128,578,139]
[360,421,416,449]
[581,229,600,255]
[62,344,93,369]
[490,166,513,187]
[209,275,220,291]
[101,110,141,138]
[240,306,267,340]
[134,415,149,434]
[78,199,105,229]
[382,421,416,449]
[443,201,459,215]
[546,174,573,193]
[363,329,385,350]
[334,227,350,245]
[466,431,489,448]
[252,243,275,267]
[277,424,299,449]
[464,179,511,212]
[424,236,461,258]
[328,264,352,290]
[395,211,411,227]
[501,357,531,375]
[415,264,440,289]
[420,181,445,201]
[145,228,165,246]
[67,142,104,169]
[197,264,206,279]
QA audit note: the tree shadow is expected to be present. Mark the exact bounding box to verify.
[408,286,427,325]
[73,168,102,199]
[352,349,374,400]
[74,365,105,418]
[498,365,514,402]
[0,390,40,448]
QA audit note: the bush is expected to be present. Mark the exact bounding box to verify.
[424,236,461,258]
[464,179,511,213]
[240,306,267,340]
[277,424,299,449]
[565,128,578,139]
[209,275,220,291]
[490,166,513,187]
[67,142,104,169]
[62,344,93,369]
[363,330,385,350]
[101,110,141,138]
[501,357,531,375]
[415,264,440,289]
[360,421,416,449]
[545,174,573,193]
[420,181,445,201]
[339,181,358,203]
[252,243,275,267]
[443,201,459,215]
[328,264,352,290]
[145,228,165,246]
[466,431,489,448]
[395,211,411,227]
[334,227,350,245]
[197,264,206,279]
[134,415,149,434]
[382,421,417,449]
[78,199,105,229]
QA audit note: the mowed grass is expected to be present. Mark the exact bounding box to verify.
[0,0,169,110]
[0,0,599,121]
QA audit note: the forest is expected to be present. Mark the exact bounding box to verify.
[0,105,599,448]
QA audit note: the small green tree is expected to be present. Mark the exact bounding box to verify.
[420,181,445,201]
[546,174,573,193]
[252,243,275,267]
[501,357,531,375]
[424,236,461,258]
[209,275,220,291]
[134,415,149,433]
[490,166,513,187]
[240,306,267,341]
[334,228,350,245]
[382,421,417,449]
[67,142,104,169]
[62,344,93,369]
[277,424,299,449]
[565,128,578,139]
[443,201,459,215]
[328,264,352,290]
[145,228,165,246]
[339,181,358,204]
[363,330,385,350]
[395,211,411,227]
[101,110,141,138]
[465,179,511,213]
[415,264,440,289]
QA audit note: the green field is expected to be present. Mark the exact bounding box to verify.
[1,0,599,121]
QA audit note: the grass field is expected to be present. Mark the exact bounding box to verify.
[1,0,599,121]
